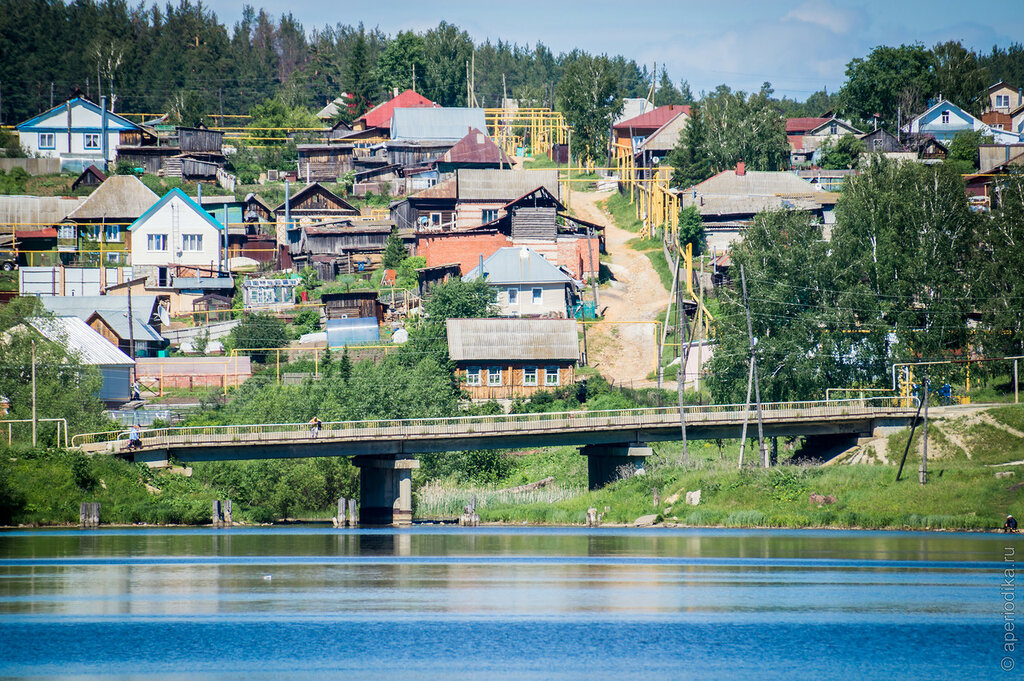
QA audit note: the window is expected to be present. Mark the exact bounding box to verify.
[523,366,538,386]
[81,225,100,241]
[104,225,120,243]
[872,138,882,151]
[482,209,498,223]
[83,133,100,149]
[531,287,543,305]
[105,252,121,264]
[182,234,203,251]
[465,367,481,386]
[829,122,838,135]
[507,287,519,304]
[545,366,560,386]
[38,133,55,149]
[430,212,442,227]
[941,110,950,124]
[488,366,503,386]
[147,234,167,251]
[994,124,1004,130]
[157,267,169,287]
[58,225,75,241]
[996,94,1010,108]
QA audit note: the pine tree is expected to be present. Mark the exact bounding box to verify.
[338,348,352,382]
[342,26,376,120]
[382,231,407,269]
[669,109,712,189]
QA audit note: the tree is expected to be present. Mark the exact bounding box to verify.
[669,107,712,188]
[341,25,377,121]
[167,90,207,127]
[382,231,408,269]
[229,313,289,363]
[338,348,352,382]
[946,129,990,174]
[686,85,789,175]
[933,41,989,116]
[654,67,682,106]
[556,52,622,165]
[376,31,426,96]
[422,22,473,106]
[677,206,705,255]
[818,133,864,169]
[838,44,936,126]
[403,278,496,362]
[975,170,1024,356]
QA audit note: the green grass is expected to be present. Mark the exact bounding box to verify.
[601,192,643,233]
[645,252,673,292]
[625,235,662,251]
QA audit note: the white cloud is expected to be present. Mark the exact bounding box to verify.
[784,0,863,35]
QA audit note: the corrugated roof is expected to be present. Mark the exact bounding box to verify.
[391,107,488,141]
[65,175,158,221]
[90,310,164,343]
[687,169,825,196]
[614,105,691,131]
[358,89,438,130]
[446,318,579,362]
[0,195,87,227]
[441,128,514,166]
[27,316,134,366]
[463,247,573,285]
[40,295,162,342]
[457,169,560,201]
[786,117,830,133]
[410,177,458,200]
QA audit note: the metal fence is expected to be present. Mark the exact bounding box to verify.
[72,397,917,452]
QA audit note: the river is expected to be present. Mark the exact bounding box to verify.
[0,527,1016,679]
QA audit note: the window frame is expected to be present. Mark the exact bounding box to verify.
[940,110,950,124]
[57,225,75,241]
[181,233,204,252]
[38,132,55,149]
[487,366,503,387]
[544,366,560,386]
[531,287,543,305]
[523,366,538,386]
[104,224,120,243]
[996,94,1009,108]
[465,367,482,386]
[481,208,498,223]
[507,286,519,304]
[83,133,100,150]
[147,234,168,252]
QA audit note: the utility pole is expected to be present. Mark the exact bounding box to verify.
[412,63,416,93]
[31,340,37,447]
[586,224,599,311]
[676,259,689,464]
[696,254,705,393]
[219,88,224,127]
[127,285,135,371]
[919,378,929,485]
[50,82,54,109]
[740,265,767,467]
[738,358,755,468]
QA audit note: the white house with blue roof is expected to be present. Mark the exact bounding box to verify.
[15,96,140,172]
[129,188,228,297]
[903,98,1022,145]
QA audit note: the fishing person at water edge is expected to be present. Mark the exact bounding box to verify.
[1005,514,1018,533]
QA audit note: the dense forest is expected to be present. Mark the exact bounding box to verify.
[2,0,1023,128]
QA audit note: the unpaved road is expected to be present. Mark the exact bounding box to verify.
[570,190,671,388]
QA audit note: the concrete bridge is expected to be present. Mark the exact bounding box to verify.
[73,398,917,525]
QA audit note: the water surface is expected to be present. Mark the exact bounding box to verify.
[0,527,1015,679]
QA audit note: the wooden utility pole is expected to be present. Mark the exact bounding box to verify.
[738,358,754,468]
[412,63,416,93]
[586,224,599,311]
[740,265,767,467]
[919,378,929,485]
[696,254,705,392]
[31,340,37,447]
[676,259,689,463]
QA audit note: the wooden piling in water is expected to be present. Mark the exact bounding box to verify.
[79,502,100,527]
[347,498,358,526]
[212,500,223,527]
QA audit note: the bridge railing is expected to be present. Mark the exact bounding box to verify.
[72,397,917,452]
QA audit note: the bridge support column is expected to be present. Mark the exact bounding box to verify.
[581,444,652,490]
[353,456,419,526]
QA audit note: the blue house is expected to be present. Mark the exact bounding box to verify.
[15,97,141,173]
[904,98,1021,145]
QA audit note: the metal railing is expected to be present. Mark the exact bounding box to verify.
[72,397,917,452]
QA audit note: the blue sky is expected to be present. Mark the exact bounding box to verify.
[204,0,1024,99]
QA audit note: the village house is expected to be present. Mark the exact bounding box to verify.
[39,294,166,357]
[786,116,864,167]
[446,317,580,400]
[128,188,232,314]
[354,89,439,135]
[61,175,158,267]
[15,96,140,173]
[612,105,691,155]
[680,162,838,251]
[463,246,579,318]
[980,82,1024,136]
[903,98,1021,145]
[435,128,514,175]
[634,110,690,169]
[274,182,360,268]
[71,165,107,191]
[290,219,395,278]
[117,126,226,180]
[384,108,488,169]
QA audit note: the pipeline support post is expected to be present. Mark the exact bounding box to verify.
[353,455,419,525]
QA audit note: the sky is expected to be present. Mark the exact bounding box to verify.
[202,0,1024,100]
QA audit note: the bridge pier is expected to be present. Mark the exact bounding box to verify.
[581,444,652,490]
[353,455,419,526]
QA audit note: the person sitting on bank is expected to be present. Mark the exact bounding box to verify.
[1005,515,1018,533]
[308,416,322,438]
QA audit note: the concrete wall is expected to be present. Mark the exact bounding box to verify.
[0,158,61,175]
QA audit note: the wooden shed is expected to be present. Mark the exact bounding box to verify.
[192,294,233,322]
[178,127,224,154]
[321,290,387,323]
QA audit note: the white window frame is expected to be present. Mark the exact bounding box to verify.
[523,366,538,386]
[57,225,75,240]
[182,234,203,252]
[482,209,498,223]
[430,212,442,227]
[83,133,100,149]
[996,94,1009,108]
[38,132,55,149]
[531,287,543,305]
[545,366,560,386]
[488,366,503,386]
[941,110,950,124]
[147,234,168,252]
[829,123,837,135]
[465,367,481,386]
[104,224,120,243]
[507,286,519,304]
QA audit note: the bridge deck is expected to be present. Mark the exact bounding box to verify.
[75,398,917,462]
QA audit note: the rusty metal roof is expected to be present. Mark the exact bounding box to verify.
[446,318,579,362]
[441,128,514,166]
[614,104,691,131]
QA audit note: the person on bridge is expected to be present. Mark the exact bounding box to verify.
[309,416,322,438]
[128,425,141,450]
[1005,515,1018,533]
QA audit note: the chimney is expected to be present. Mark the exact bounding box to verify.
[735,160,745,176]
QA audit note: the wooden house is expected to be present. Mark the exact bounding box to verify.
[435,128,514,175]
[613,105,691,154]
[296,144,355,181]
[15,96,140,173]
[858,128,904,153]
[446,318,579,399]
[71,165,107,191]
[274,182,359,268]
[462,246,579,318]
[61,175,159,265]
[416,262,461,298]
[354,89,439,134]
[321,290,387,323]
[192,294,233,323]
[177,127,224,154]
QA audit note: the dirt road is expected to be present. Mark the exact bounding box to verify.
[570,190,671,388]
